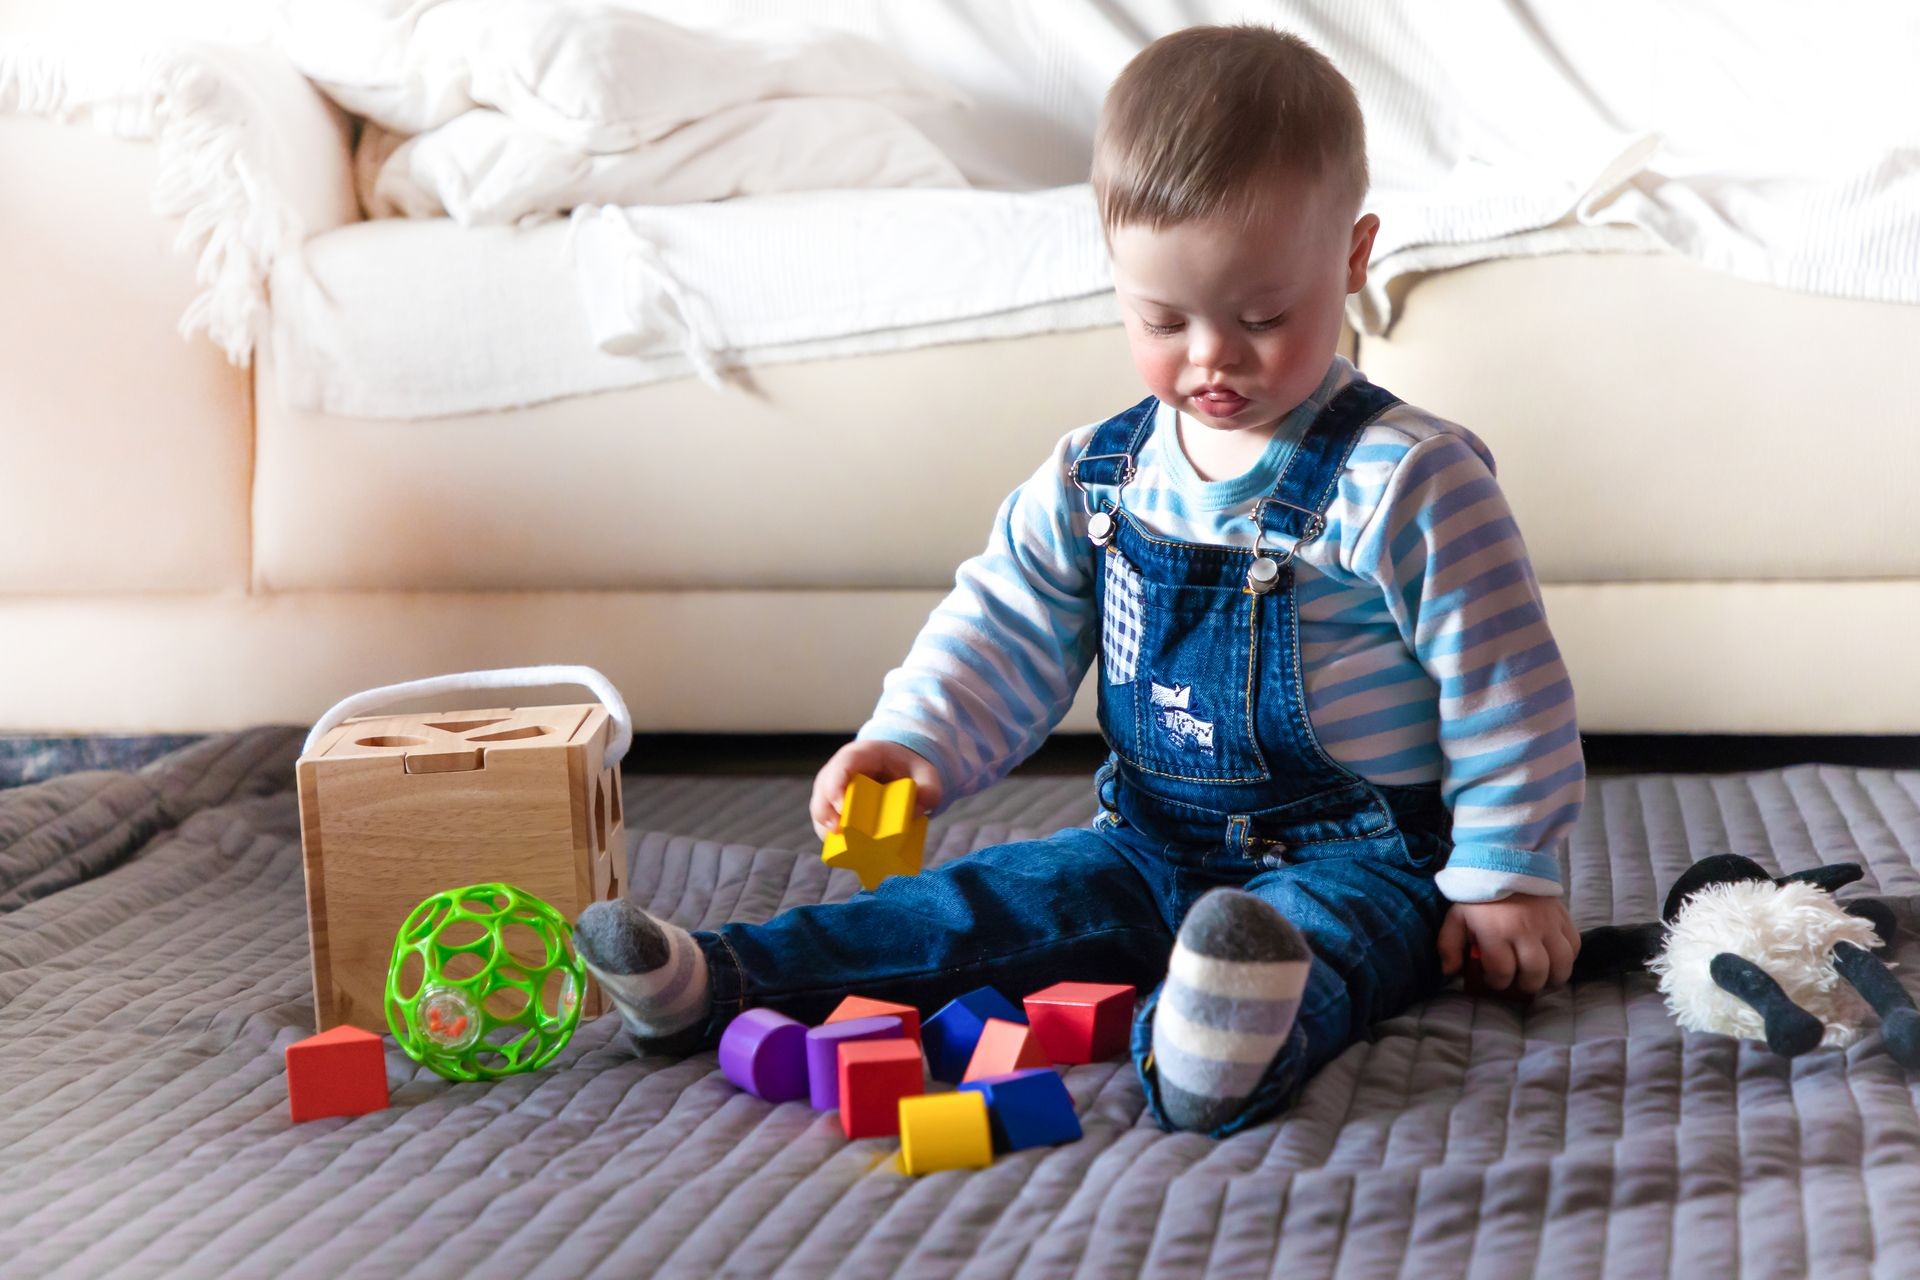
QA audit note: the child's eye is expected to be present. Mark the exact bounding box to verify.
[1141,319,1184,336]
[1244,313,1286,331]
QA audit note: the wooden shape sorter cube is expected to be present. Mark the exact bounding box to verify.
[821,774,926,891]
[297,703,626,1033]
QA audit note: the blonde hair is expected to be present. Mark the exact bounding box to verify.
[1092,25,1368,234]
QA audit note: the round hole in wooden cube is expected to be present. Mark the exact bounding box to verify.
[354,735,427,748]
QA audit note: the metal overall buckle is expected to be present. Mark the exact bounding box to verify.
[1073,453,1136,548]
[1246,497,1326,594]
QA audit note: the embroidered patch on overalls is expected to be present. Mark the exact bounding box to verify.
[1101,549,1145,685]
[1150,681,1216,754]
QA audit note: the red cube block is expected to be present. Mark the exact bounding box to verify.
[962,1017,1049,1082]
[827,995,922,1047]
[837,1039,924,1139]
[1023,982,1135,1064]
[286,1026,389,1123]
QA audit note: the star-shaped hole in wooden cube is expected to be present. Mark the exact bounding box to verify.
[822,774,926,891]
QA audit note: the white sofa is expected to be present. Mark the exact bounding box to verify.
[5,87,1919,737]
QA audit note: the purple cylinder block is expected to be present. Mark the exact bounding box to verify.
[719,1008,809,1103]
[803,1015,905,1110]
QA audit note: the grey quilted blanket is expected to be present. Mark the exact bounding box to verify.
[4,730,1920,1279]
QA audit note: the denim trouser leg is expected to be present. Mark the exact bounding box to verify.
[686,825,1178,1047]
[1132,838,1450,1137]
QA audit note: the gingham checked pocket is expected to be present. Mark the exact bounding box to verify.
[1101,548,1145,685]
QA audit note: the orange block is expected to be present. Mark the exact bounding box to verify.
[827,995,923,1047]
[961,1017,1049,1083]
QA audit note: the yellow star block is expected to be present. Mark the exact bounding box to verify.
[822,774,926,891]
[898,1091,993,1175]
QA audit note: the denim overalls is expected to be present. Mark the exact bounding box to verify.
[687,379,1453,1136]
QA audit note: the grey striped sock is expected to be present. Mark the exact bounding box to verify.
[574,900,711,1041]
[1151,888,1311,1133]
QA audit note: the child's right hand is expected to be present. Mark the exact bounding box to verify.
[809,740,943,840]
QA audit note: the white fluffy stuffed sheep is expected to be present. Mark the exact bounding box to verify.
[1575,853,1920,1065]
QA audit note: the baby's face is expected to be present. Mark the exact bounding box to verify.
[1108,178,1377,434]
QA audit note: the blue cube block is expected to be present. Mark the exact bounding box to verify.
[922,986,1026,1083]
[960,1067,1082,1151]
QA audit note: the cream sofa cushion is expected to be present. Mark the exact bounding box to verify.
[0,118,251,593]
[1357,253,1920,582]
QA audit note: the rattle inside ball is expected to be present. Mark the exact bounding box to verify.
[386,882,586,1081]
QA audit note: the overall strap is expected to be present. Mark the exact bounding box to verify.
[1070,395,1159,490]
[1254,380,1401,544]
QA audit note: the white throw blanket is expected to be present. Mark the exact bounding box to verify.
[4,0,1917,419]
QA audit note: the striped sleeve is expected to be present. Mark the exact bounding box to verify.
[1348,431,1585,902]
[855,430,1098,805]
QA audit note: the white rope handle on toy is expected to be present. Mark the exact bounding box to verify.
[302,665,633,771]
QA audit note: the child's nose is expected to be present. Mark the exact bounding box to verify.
[1188,326,1241,372]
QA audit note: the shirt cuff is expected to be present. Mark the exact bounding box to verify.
[1435,842,1565,902]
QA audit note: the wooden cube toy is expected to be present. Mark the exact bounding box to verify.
[821,775,926,891]
[805,1015,904,1110]
[962,1017,1049,1083]
[898,1092,993,1175]
[1023,982,1136,1064]
[286,1025,389,1123]
[960,1068,1082,1152]
[297,699,626,1033]
[923,986,1026,1083]
[837,1039,925,1138]
[826,995,922,1046]
[720,1008,811,1103]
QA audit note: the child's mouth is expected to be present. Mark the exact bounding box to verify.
[1195,391,1250,417]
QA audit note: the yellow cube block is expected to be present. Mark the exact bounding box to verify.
[898,1091,993,1175]
[822,774,927,891]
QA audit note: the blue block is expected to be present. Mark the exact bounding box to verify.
[960,1067,1082,1151]
[922,986,1026,1083]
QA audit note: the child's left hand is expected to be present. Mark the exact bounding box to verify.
[1437,895,1579,995]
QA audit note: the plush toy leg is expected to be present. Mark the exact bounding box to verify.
[1832,941,1920,1068]
[1708,953,1825,1056]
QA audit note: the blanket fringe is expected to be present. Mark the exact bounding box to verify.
[0,38,302,365]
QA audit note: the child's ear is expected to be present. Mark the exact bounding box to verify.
[1346,214,1380,294]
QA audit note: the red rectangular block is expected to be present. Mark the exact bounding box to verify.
[827,995,922,1047]
[287,1025,389,1123]
[1023,982,1135,1064]
[837,1039,924,1139]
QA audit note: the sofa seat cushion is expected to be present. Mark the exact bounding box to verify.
[252,330,1140,591]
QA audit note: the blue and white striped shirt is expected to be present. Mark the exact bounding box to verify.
[858,356,1583,902]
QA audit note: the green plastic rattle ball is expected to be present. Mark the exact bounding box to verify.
[385,882,586,1082]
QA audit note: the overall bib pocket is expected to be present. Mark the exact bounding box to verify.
[1100,569,1271,784]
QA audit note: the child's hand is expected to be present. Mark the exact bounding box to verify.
[809,740,943,840]
[1437,895,1579,995]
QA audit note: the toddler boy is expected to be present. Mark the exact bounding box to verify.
[577,25,1584,1135]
